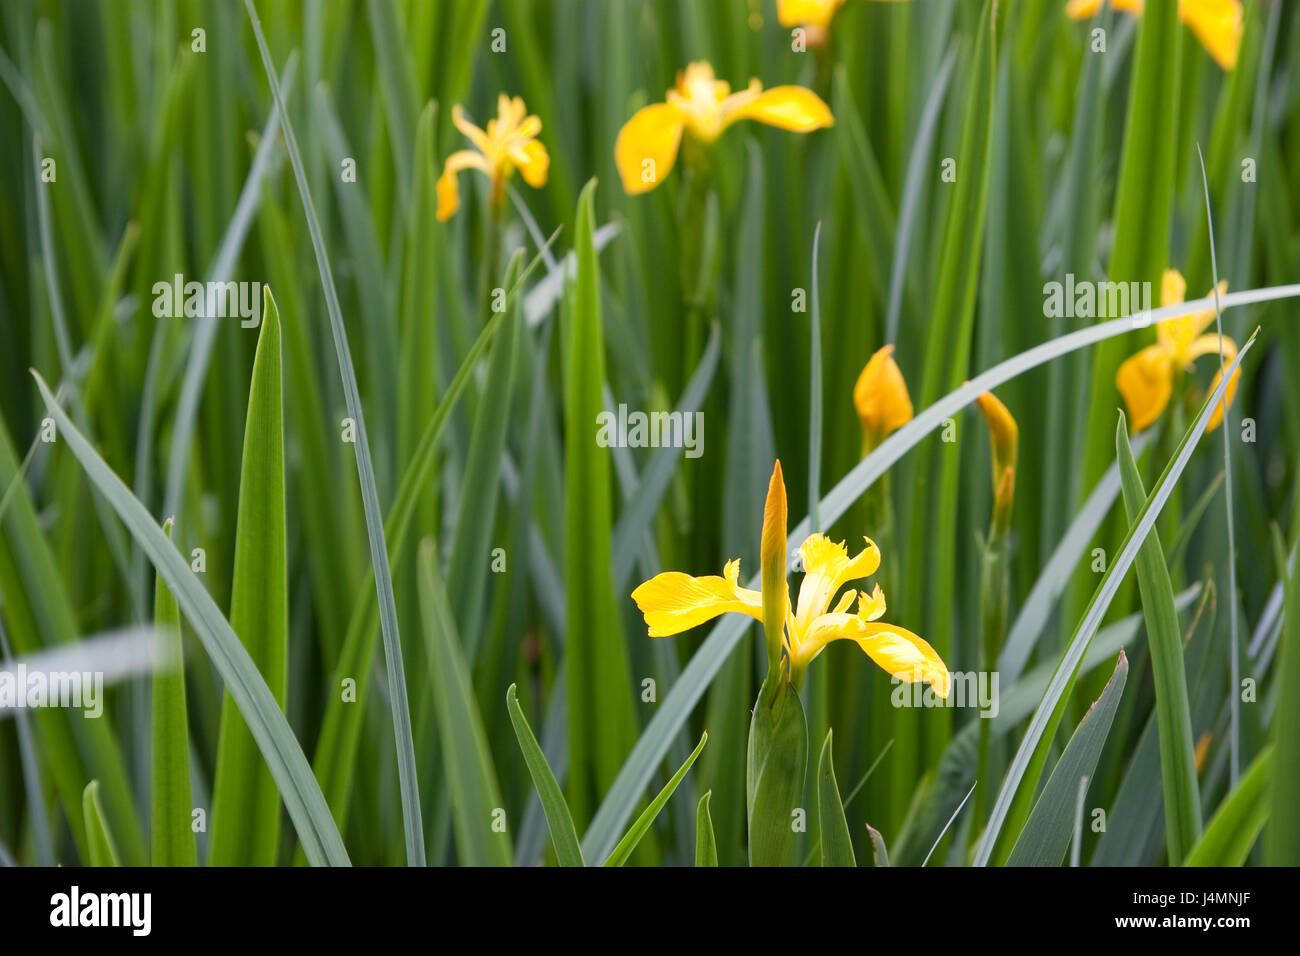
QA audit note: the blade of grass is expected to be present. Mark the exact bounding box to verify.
[244,0,423,865]
[1116,414,1202,863]
[32,372,349,866]
[506,683,584,867]
[603,732,707,868]
[151,518,196,866]
[695,791,717,867]
[82,781,120,867]
[817,730,856,867]
[1188,745,1272,866]
[209,288,288,866]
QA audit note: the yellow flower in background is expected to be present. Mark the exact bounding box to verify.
[974,390,1019,531]
[1116,269,1237,433]
[1065,0,1243,71]
[777,0,847,39]
[632,460,949,695]
[854,345,914,450]
[614,62,833,195]
[436,95,549,221]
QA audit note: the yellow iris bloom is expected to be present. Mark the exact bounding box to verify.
[1116,269,1237,433]
[1065,0,1243,71]
[436,95,549,221]
[631,460,949,695]
[614,62,832,195]
[854,345,913,450]
[974,390,1018,530]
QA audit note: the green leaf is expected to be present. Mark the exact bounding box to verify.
[31,373,349,867]
[604,732,707,868]
[416,541,512,867]
[747,671,808,867]
[1006,651,1128,866]
[506,683,585,867]
[150,518,196,866]
[1270,496,1300,864]
[1116,413,1202,864]
[209,287,288,866]
[1187,745,1272,867]
[866,824,890,867]
[563,179,637,826]
[695,792,717,867]
[817,730,856,867]
[82,781,121,868]
[244,0,422,865]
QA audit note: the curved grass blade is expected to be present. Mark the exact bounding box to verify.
[603,732,707,868]
[1117,416,1201,864]
[417,542,512,866]
[974,332,1257,866]
[244,0,422,865]
[151,518,196,866]
[506,683,584,867]
[82,781,121,867]
[1006,652,1128,866]
[209,288,288,866]
[695,792,717,867]
[0,617,53,865]
[581,286,1296,863]
[32,372,349,866]
[867,824,890,867]
[1187,745,1271,866]
[817,730,856,867]
[1270,498,1300,863]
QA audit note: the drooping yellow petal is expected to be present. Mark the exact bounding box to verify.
[1185,333,1240,431]
[856,622,951,699]
[435,150,491,222]
[631,559,763,637]
[1180,0,1242,71]
[794,534,880,630]
[614,103,684,194]
[451,105,492,156]
[1116,343,1175,433]
[854,344,913,445]
[725,85,834,133]
[509,138,550,188]
[776,0,845,30]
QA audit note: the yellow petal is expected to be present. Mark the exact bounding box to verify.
[856,622,951,699]
[726,85,834,133]
[1066,0,1143,18]
[1160,268,1188,308]
[1116,344,1174,433]
[1180,0,1242,71]
[509,138,550,188]
[451,104,492,156]
[631,559,763,637]
[434,150,490,222]
[794,534,880,629]
[1185,333,1240,431]
[776,0,844,30]
[974,390,1018,483]
[854,344,913,442]
[614,103,684,194]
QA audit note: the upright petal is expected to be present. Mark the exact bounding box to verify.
[615,103,685,194]
[1116,344,1174,433]
[631,560,763,637]
[727,85,833,133]
[794,534,880,628]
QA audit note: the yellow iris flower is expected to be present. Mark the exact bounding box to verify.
[1116,269,1237,433]
[614,62,833,195]
[631,460,949,695]
[1065,0,1243,71]
[974,390,1018,531]
[436,95,550,221]
[854,344,914,451]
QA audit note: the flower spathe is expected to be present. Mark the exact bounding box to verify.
[1116,269,1238,433]
[614,62,833,195]
[436,95,550,221]
[631,461,949,696]
[1065,0,1243,71]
